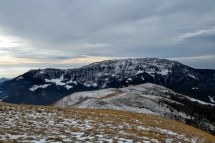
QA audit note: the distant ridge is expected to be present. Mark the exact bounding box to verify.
[0,78,9,84]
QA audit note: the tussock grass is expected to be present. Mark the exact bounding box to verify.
[0,102,215,142]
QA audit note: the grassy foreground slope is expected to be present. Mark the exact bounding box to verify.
[0,102,215,143]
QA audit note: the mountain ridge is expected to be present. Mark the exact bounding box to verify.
[1,58,215,105]
[53,83,215,135]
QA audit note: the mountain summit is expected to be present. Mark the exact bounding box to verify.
[1,58,215,105]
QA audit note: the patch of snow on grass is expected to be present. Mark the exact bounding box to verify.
[0,102,214,142]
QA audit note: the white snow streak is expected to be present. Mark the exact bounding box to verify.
[16,76,23,80]
[188,74,197,80]
[65,85,73,90]
[208,96,215,103]
[29,84,51,92]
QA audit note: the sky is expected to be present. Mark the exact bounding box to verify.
[0,0,215,78]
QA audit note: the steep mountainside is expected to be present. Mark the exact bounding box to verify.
[1,102,215,142]
[1,58,215,105]
[53,83,215,135]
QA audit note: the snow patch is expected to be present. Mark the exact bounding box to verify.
[92,83,98,87]
[186,96,214,105]
[67,80,77,85]
[45,73,66,86]
[188,74,197,80]
[135,71,143,75]
[84,83,98,87]
[40,70,45,74]
[102,83,107,88]
[16,76,23,80]
[158,69,170,76]
[0,96,8,101]
[208,96,215,103]
[65,85,73,90]
[127,78,132,81]
[45,78,66,86]
[29,84,51,92]
[147,72,155,77]
[192,87,198,90]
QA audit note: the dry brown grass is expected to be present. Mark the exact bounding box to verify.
[54,137,64,142]
[99,92,120,100]
[0,102,215,142]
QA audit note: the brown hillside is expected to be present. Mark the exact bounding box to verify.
[0,102,215,143]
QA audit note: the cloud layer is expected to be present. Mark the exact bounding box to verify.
[0,0,215,77]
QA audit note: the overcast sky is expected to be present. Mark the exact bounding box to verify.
[0,0,215,78]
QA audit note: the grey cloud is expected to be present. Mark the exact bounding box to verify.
[186,33,215,42]
[0,0,214,77]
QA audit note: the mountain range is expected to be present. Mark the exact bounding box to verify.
[0,58,215,105]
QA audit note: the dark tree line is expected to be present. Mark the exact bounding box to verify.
[167,93,215,123]
[160,92,215,135]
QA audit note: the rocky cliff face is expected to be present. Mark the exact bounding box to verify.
[1,58,215,105]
